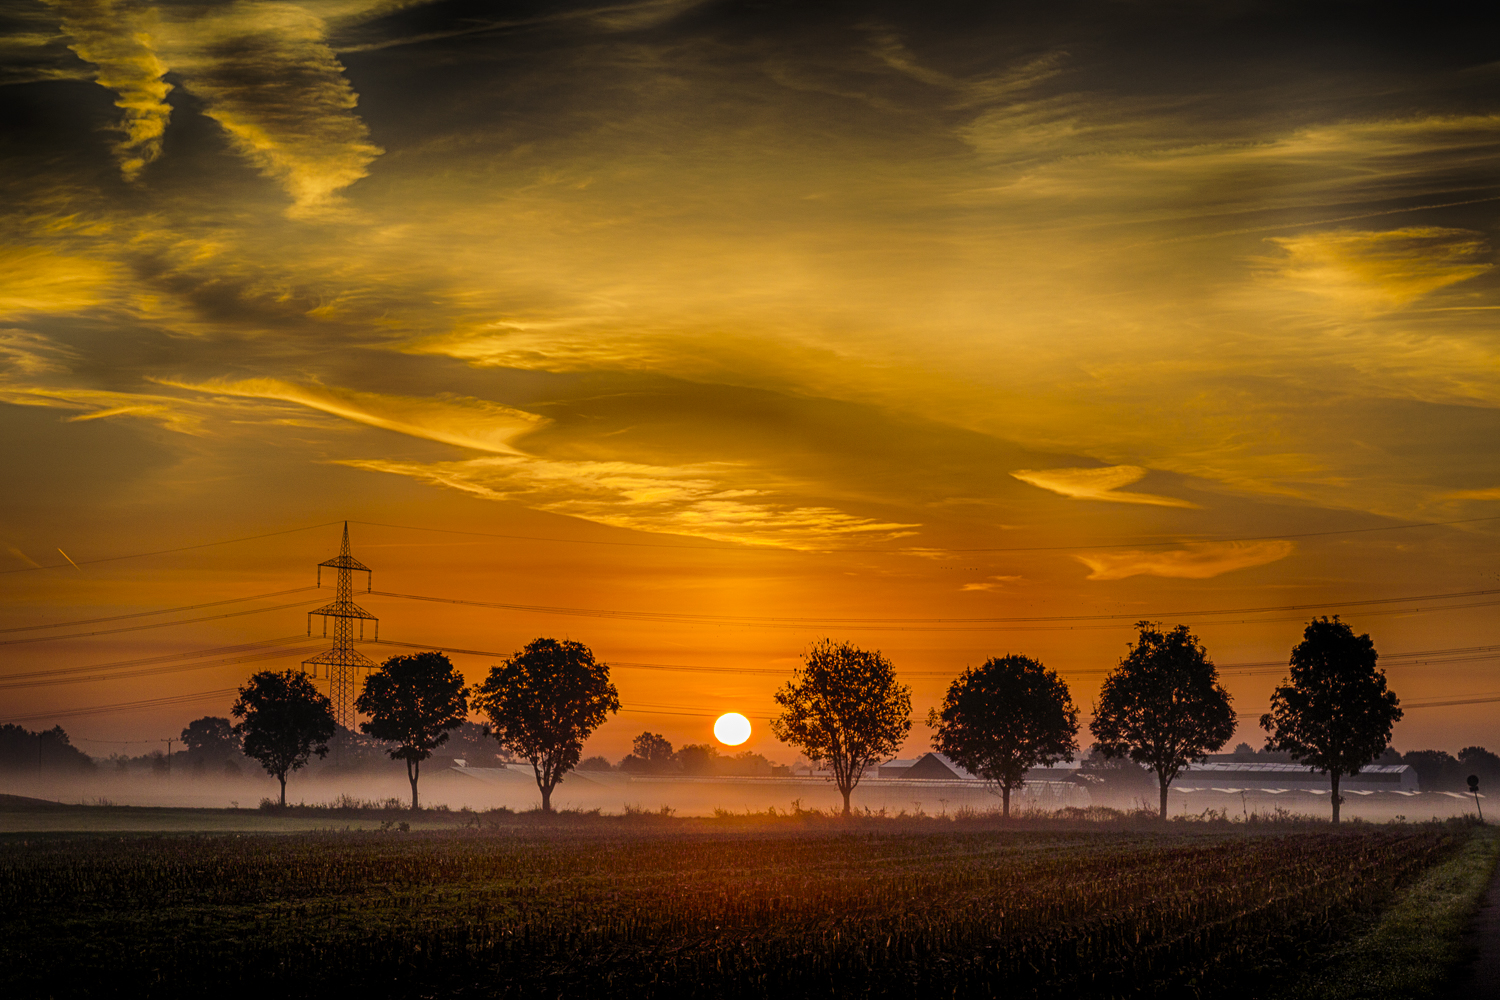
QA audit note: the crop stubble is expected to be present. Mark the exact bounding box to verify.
[0,825,1462,997]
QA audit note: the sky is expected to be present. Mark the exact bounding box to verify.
[2,0,1499,764]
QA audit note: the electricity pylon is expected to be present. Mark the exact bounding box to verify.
[303,522,378,730]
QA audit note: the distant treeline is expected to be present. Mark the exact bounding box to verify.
[4,720,1498,794]
[0,724,95,773]
[578,732,788,777]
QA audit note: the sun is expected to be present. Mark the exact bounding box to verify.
[713,712,751,746]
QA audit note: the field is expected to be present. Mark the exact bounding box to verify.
[0,816,1478,999]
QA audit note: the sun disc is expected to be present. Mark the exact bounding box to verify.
[714,712,751,746]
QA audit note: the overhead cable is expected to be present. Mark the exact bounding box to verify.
[0,599,326,647]
[0,588,317,634]
[0,521,341,575]
[370,587,1500,631]
[0,636,309,682]
[352,513,1500,554]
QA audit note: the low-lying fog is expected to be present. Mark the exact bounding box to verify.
[1,763,1483,827]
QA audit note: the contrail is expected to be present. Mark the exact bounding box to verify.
[5,546,41,569]
[56,548,83,572]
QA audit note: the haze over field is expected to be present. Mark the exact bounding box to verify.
[2,1,1499,762]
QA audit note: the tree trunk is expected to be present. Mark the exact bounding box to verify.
[530,758,554,813]
[1158,775,1169,819]
[408,758,420,811]
[1002,784,1011,819]
[1331,771,1341,825]
[840,784,851,818]
[278,772,287,808]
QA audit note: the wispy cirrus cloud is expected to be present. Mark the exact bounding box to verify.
[1262,227,1492,313]
[166,1,383,215]
[1075,540,1294,580]
[1011,466,1198,508]
[43,0,171,181]
[160,377,918,549]
[160,377,547,453]
[343,454,918,549]
[960,575,1022,592]
[0,247,115,318]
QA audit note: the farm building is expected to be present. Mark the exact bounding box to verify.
[880,753,974,780]
[1173,762,1418,792]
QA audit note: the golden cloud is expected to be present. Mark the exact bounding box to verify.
[162,378,547,453]
[164,1,382,215]
[343,455,919,549]
[1075,540,1294,580]
[959,575,1022,592]
[1263,227,1492,313]
[0,384,206,434]
[1011,465,1198,508]
[43,0,172,181]
[0,329,79,375]
[0,247,114,318]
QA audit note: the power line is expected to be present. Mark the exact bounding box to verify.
[0,643,327,691]
[0,587,317,634]
[0,638,310,683]
[353,514,1500,555]
[4,508,1494,581]
[0,521,341,575]
[372,637,1500,681]
[0,636,309,682]
[0,599,325,647]
[369,586,1500,631]
[0,688,239,725]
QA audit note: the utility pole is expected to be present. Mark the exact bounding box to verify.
[160,737,176,782]
[303,522,378,731]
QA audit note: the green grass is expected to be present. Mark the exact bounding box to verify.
[1278,823,1498,999]
[0,820,1473,999]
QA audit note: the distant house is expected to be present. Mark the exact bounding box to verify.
[882,753,978,781]
[1174,762,1418,792]
[878,758,916,778]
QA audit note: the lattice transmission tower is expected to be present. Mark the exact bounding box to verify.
[303,522,379,730]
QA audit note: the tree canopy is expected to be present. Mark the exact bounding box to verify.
[356,651,470,810]
[1092,622,1236,818]
[770,639,912,817]
[929,654,1079,817]
[231,670,336,807]
[181,716,238,759]
[0,724,95,774]
[1261,617,1402,823]
[473,637,619,812]
[620,731,676,774]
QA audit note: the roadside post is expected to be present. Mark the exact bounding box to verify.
[1469,774,1484,822]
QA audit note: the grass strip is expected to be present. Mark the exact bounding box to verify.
[1279,823,1499,1000]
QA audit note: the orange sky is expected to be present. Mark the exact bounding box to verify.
[2,0,1499,761]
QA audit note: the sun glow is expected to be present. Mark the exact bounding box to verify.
[713,712,751,746]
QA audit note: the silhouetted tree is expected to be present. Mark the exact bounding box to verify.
[576,755,614,772]
[231,670,336,807]
[1093,622,1236,819]
[1261,617,1402,824]
[0,724,94,773]
[1402,749,1461,791]
[356,651,470,810]
[1460,747,1500,790]
[1077,744,1157,800]
[676,743,722,776]
[181,716,238,761]
[929,655,1079,818]
[771,639,912,818]
[620,732,675,774]
[474,638,620,812]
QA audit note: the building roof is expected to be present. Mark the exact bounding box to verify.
[1182,773,1404,779]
